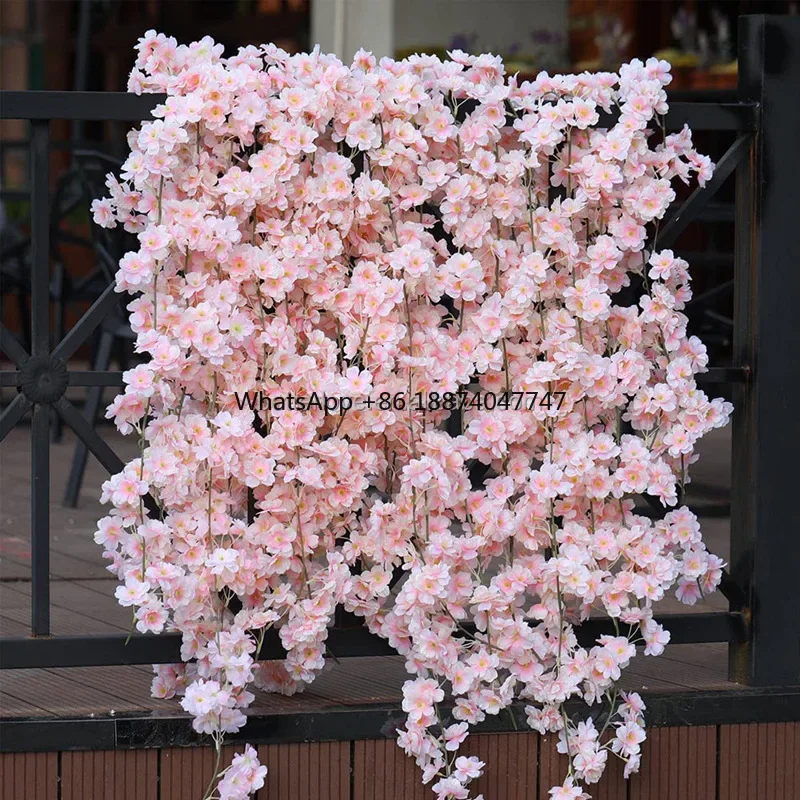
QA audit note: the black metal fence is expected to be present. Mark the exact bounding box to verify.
[1,15,799,692]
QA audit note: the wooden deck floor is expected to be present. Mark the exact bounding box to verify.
[0,643,735,721]
[1,413,732,723]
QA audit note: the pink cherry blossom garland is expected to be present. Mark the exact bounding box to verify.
[92,30,731,800]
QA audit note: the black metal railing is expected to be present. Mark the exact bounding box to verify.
[1,15,799,691]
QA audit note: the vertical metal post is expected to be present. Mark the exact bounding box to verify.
[30,119,50,636]
[729,15,800,686]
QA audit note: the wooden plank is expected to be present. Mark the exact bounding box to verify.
[352,739,429,800]
[654,643,728,669]
[719,722,800,800]
[247,688,336,713]
[1,667,154,717]
[302,658,406,704]
[0,426,138,580]
[0,582,33,609]
[618,663,703,693]
[720,723,748,800]
[160,746,238,800]
[39,665,175,714]
[0,535,33,566]
[468,732,539,800]
[71,579,129,613]
[61,750,157,800]
[0,613,30,636]
[538,732,570,799]
[592,746,627,800]
[48,580,129,629]
[0,752,58,799]
[1,662,160,720]
[629,725,716,800]
[650,592,729,614]
[0,523,113,578]
[259,741,350,800]
[0,604,128,635]
[630,656,731,691]
[2,579,131,632]
[0,689,53,718]
[625,659,731,692]
[317,656,409,692]
[0,549,109,580]
[0,554,33,580]
[248,658,407,714]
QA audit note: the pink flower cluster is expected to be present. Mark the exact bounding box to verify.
[218,745,267,800]
[94,29,730,799]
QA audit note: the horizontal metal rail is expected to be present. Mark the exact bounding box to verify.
[0,91,760,132]
[695,366,749,384]
[0,371,124,388]
[0,612,745,669]
[0,91,166,121]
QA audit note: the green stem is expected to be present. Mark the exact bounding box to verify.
[200,735,223,800]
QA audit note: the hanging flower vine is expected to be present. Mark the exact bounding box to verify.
[93,31,730,800]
